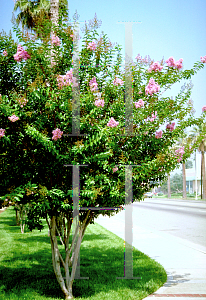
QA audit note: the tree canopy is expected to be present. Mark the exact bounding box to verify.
[0,11,206,299]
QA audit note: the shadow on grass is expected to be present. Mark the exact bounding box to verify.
[0,207,167,299]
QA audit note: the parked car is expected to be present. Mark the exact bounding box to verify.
[144,192,153,198]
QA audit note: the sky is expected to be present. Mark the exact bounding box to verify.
[0,0,205,174]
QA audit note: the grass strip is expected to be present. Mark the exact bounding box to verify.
[0,206,167,300]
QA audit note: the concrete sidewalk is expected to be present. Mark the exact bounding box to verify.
[95,210,206,300]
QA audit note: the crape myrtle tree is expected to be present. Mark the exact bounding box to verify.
[1,10,206,299]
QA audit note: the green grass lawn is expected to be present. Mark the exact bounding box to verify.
[154,193,202,200]
[0,207,167,300]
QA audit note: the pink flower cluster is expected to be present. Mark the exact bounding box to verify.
[135,54,149,63]
[8,115,19,122]
[51,35,61,46]
[3,50,8,56]
[166,122,175,131]
[94,99,105,107]
[13,44,30,62]
[89,77,98,92]
[18,98,28,108]
[113,77,124,86]
[155,130,163,139]
[200,56,206,63]
[107,117,119,128]
[57,69,73,89]
[202,106,206,112]
[148,61,163,72]
[149,111,157,122]
[87,41,97,51]
[175,146,185,163]
[145,78,160,95]
[0,128,5,138]
[52,128,63,141]
[134,99,144,108]
[113,166,118,173]
[166,57,183,69]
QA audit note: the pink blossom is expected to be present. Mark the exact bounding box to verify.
[155,130,163,139]
[113,166,118,173]
[18,98,28,108]
[135,54,142,61]
[0,128,5,138]
[3,50,8,56]
[166,122,175,131]
[52,128,63,141]
[8,115,19,122]
[166,56,176,67]
[202,106,206,112]
[94,99,105,107]
[13,44,30,62]
[57,68,74,89]
[72,76,78,87]
[149,111,157,122]
[113,77,124,86]
[52,35,61,46]
[175,58,183,69]
[148,61,163,72]
[166,57,183,69]
[134,99,144,108]
[135,54,149,64]
[89,77,98,92]
[145,78,160,95]
[175,146,185,162]
[107,117,119,128]
[87,41,97,51]
[200,56,206,63]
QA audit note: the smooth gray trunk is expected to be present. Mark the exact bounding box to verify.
[182,162,187,199]
[202,151,206,199]
[47,211,92,299]
[167,174,171,198]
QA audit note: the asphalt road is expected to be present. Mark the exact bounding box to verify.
[130,198,206,248]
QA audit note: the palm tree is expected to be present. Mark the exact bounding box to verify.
[13,0,68,40]
[13,0,51,38]
[189,123,206,199]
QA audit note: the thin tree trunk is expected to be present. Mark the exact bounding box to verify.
[50,215,73,299]
[201,152,203,199]
[167,174,171,198]
[182,162,187,199]
[202,151,206,199]
[15,208,20,226]
[48,211,92,299]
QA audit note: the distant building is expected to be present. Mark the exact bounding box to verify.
[186,152,203,195]
[153,151,204,195]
